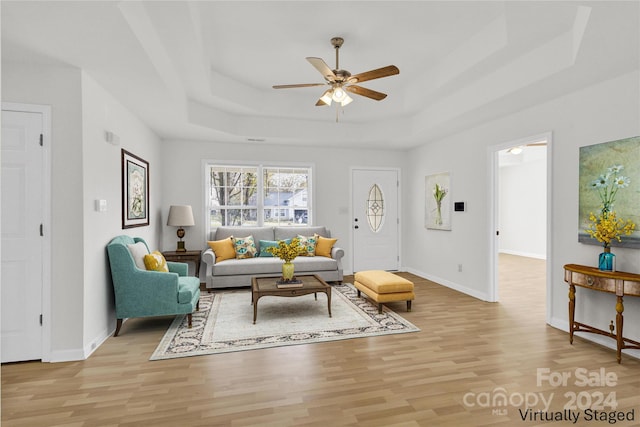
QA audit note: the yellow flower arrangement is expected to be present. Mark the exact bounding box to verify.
[586,211,636,248]
[266,238,303,262]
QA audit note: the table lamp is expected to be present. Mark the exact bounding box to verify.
[167,205,195,252]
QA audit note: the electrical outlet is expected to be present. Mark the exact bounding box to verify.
[458,264,463,272]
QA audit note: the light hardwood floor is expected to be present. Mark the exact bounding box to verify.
[3,255,639,426]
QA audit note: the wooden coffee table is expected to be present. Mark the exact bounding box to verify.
[251,274,332,324]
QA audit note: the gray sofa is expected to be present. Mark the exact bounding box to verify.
[202,226,344,289]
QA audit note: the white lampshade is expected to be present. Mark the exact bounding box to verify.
[167,205,195,227]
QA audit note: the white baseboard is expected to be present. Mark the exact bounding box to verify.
[404,267,491,301]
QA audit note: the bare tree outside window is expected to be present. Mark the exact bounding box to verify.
[207,164,311,229]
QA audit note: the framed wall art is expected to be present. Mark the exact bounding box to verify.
[121,149,149,229]
[578,136,640,248]
[425,172,451,231]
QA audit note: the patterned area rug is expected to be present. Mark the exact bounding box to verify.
[150,283,419,360]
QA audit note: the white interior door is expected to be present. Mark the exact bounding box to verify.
[1,109,44,362]
[352,168,399,272]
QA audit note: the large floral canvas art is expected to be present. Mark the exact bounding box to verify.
[425,172,451,231]
[579,136,640,248]
[122,149,149,229]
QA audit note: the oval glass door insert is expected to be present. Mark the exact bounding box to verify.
[366,184,385,232]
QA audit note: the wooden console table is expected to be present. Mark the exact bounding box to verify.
[563,264,640,363]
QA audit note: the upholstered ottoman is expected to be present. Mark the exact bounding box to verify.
[354,270,415,314]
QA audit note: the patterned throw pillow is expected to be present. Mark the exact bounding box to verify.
[143,251,169,272]
[233,235,257,259]
[297,234,318,257]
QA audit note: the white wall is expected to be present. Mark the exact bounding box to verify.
[3,63,85,360]
[2,62,162,361]
[404,70,640,353]
[159,140,406,275]
[80,72,162,357]
[499,148,547,259]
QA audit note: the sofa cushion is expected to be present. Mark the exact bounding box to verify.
[233,235,257,259]
[274,226,328,240]
[177,276,200,304]
[143,251,169,272]
[213,257,288,276]
[215,227,275,253]
[207,237,236,263]
[127,242,149,270]
[315,235,337,258]
[292,256,339,272]
[212,256,338,276]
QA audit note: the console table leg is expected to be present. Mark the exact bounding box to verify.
[616,296,624,364]
[569,284,576,344]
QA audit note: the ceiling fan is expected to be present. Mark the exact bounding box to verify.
[273,37,399,110]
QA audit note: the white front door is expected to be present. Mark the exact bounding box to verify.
[352,168,400,272]
[1,108,44,362]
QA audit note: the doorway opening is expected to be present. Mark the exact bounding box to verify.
[490,133,552,322]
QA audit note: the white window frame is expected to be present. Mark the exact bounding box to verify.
[203,160,314,237]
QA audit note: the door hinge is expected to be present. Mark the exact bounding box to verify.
[39,314,43,325]
[40,224,44,236]
[39,134,43,147]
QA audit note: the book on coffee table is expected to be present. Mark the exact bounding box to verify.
[276,282,303,289]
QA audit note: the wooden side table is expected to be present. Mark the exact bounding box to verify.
[563,264,640,363]
[163,250,202,279]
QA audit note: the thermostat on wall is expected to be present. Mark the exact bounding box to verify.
[454,202,466,212]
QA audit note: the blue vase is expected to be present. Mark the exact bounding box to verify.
[598,250,615,271]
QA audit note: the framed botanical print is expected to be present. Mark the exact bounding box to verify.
[425,172,451,230]
[121,149,149,229]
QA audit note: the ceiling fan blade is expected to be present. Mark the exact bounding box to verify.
[345,85,387,101]
[349,65,399,84]
[306,57,337,81]
[526,142,547,146]
[273,83,326,89]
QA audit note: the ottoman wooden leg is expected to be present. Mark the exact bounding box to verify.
[378,303,383,314]
[407,301,412,312]
[357,289,361,297]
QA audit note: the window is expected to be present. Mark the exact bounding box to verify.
[206,163,312,230]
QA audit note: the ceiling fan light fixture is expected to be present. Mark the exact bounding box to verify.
[319,90,333,106]
[509,146,524,155]
[332,86,346,102]
[340,94,353,106]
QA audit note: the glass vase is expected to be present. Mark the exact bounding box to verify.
[282,261,295,281]
[598,248,616,272]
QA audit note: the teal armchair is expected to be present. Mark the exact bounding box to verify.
[107,236,200,336]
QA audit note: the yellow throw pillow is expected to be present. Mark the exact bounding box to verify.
[315,235,337,258]
[143,251,169,272]
[207,237,236,263]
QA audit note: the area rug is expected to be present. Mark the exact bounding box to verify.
[150,283,419,360]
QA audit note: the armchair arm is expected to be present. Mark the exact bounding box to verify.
[167,261,188,276]
[331,246,344,260]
